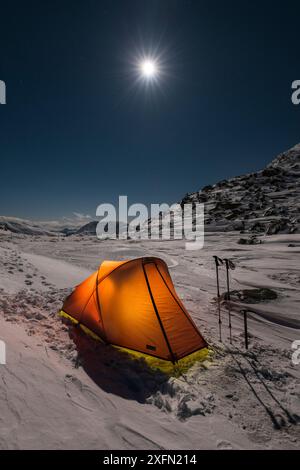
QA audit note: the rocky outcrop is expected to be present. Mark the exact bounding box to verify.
[179,143,300,235]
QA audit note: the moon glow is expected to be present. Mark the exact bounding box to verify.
[140,59,157,79]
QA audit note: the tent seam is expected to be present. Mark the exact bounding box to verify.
[97,257,168,286]
[155,263,207,346]
[142,262,177,363]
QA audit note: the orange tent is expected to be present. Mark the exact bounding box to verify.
[60,257,207,362]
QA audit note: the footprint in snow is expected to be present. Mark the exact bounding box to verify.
[217,440,233,450]
[64,374,115,413]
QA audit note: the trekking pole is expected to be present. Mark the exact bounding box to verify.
[241,309,249,350]
[213,256,224,342]
[224,258,235,345]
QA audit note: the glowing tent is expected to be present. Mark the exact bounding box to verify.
[59,257,207,362]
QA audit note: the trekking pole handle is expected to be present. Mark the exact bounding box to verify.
[223,258,235,270]
[213,255,224,267]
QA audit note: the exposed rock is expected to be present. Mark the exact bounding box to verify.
[201,184,213,192]
[221,288,277,303]
[237,235,262,245]
[262,167,282,177]
[249,222,265,233]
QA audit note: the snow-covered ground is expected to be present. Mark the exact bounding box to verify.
[0,230,299,449]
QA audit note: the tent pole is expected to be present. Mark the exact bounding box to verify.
[155,263,206,345]
[242,310,249,350]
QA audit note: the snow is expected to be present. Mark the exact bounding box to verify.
[0,231,299,450]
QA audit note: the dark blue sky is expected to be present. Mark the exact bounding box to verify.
[0,0,299,219]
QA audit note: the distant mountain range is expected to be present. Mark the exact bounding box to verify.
[1,143,299,237]
[0,216,55,236]
[0,216,127,237]
[67,221,128,237]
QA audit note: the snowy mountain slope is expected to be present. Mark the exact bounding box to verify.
[0,216,128,238]
[73,221,128,237]
[0,213,97,236]
[179,143,300,235]
[0,216,55,236]
[140,143,300,239]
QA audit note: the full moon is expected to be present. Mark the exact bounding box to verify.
[140,59,157,78]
